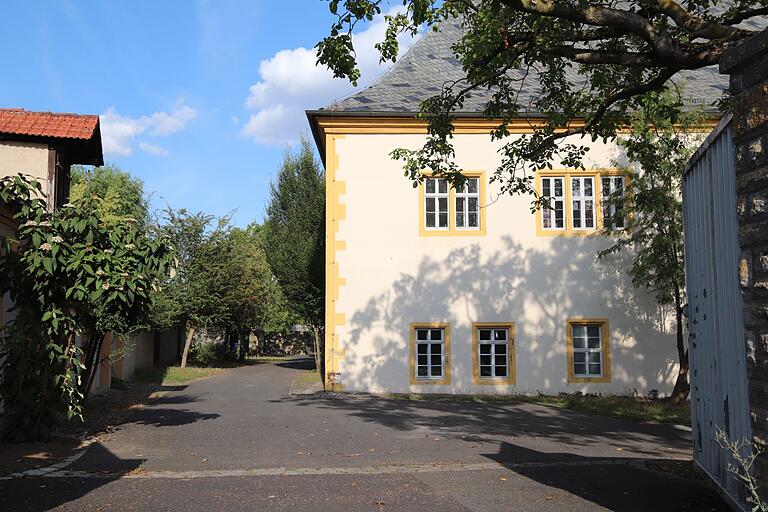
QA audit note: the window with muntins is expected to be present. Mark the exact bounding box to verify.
[455,178,480,230]
[477,327,509,378]
[424,178,449,230]
[601,176,625,229]
[571,323,603,377]
[571,177,595,230]
[541,176,565,230]
[415,327,445,379]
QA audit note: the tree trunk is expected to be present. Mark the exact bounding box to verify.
[179,326,196,368]
[670,286,690,403]
[81,332,106,401]
[311,325,323,378]
[238,330,249,361]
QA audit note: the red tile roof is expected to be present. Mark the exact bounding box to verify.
[0,108,99,140]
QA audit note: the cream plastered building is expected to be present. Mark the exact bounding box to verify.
[307,20,725,396]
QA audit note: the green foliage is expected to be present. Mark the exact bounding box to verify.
[0,174,172,441]
[263,138,325,327]
[717,430,768,511]
[188,340,220,367]
[150,211,292,363]
[598,90,702,401]
[317,1,760,204]
[70,164,149,227]
[598,91,699,306]
[263,138,325,372]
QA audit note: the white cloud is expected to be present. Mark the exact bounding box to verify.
[100,104,198,157]
[138,141,170,157]
[242,10,419,146]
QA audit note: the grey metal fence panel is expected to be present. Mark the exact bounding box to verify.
[683,115,751,509]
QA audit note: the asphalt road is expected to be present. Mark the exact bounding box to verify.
[0,357,728,511]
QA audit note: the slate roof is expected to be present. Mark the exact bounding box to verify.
[318,19,730,115]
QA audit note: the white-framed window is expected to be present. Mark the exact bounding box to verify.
[601,176,625,229]
[571,176,595,230]
[477,327,509,378]
[415,327,445,379]
[424,178,449,230]
[541,176,565,230]
[571,323,603,377]
[455,178,480,230]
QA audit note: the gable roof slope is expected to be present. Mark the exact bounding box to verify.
[317,19,730,116]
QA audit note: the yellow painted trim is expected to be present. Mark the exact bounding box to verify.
[324,134,347,391]
[566,318,612,384]
[314,116,718,137]
[471,322,516,385]
[409,322,451,386]
[535,168,627,237]
[418,171,487,237]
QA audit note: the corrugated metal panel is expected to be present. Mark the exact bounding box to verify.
[683,115,751,509]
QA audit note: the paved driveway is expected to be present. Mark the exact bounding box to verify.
[0,358,727,511]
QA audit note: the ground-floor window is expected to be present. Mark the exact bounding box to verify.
[410,323,451,385]
[472,322,515,384]
[566,318,611,383]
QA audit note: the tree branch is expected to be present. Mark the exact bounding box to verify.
[655,0,752,40]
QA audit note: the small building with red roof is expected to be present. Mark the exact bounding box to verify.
[0,107,103,219]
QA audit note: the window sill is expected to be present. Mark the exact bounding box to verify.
[420,228,486,237]
[567,376,611,384]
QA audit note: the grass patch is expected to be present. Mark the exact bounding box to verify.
[133,366,226,385]
[384,393,690,425]
[297,369,321,383]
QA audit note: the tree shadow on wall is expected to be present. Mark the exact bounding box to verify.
[343,235,676,394]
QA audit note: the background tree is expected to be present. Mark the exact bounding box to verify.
[598,91,702,402]
[317,1,763,196]
[70,164,149,227]
[263,138,325,374]
[225,224,279,361]
[150,209,229,368]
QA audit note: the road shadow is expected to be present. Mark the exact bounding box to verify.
[285,394,690,457]
[273,357,316,371]
[483,442,728,511]
[0,442,144,511]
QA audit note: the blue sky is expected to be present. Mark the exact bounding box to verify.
[1,1,416,226]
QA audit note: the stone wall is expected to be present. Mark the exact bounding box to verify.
[721,29,768,499]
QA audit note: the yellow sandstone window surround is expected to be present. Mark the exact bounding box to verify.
[410,322,451,385]
[566,318,612,384]
[419,172,487,236]
[536,169,628,237]
[472,322,516,385]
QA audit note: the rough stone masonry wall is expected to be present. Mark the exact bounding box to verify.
[721,29,768,499]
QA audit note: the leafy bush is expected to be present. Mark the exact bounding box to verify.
[0,174,172,441]
[188,341,220,367]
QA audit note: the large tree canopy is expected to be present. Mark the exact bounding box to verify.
[317,0,765,197]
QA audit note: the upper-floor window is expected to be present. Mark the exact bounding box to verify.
[536,170,626,236]
[541,177,565,230]
[601,176,626,229]
[420,173,485,236]
[424,178,449,230]
[455,178,480,230]
[570,176,595,230]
